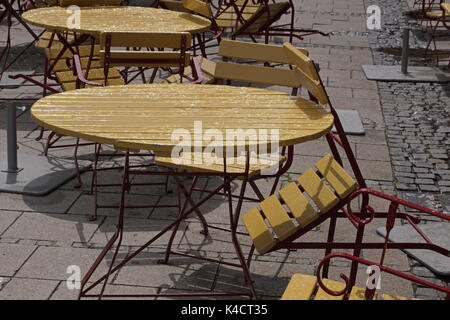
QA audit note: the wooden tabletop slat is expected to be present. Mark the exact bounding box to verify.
[31,84,334,151]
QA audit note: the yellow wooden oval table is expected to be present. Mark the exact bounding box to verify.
[31,83,334,152]
[22,5,212,35]
[30,83,334,300]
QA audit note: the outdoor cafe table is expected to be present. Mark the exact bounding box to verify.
[21,5,211,36]
[30,83,335,299]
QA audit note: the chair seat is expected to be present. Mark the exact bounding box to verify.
[242,154,358,255]
[426,10,444,19]
[155,152,286,178]
[281,273,414,300]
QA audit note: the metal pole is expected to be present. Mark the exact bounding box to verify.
[401,28,409,74]
[5,101,18,173]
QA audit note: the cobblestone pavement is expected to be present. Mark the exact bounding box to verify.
[0,0,449,300]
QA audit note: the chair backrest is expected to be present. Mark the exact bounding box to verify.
[283,42,329,105]
[99,31,191,83]
[159,0,191,12]
[215,0,261,28]
[59,0,122,6]
[182,0,213,18]
[231,1,291,36]
[283,41,367,189]
[213,39,307,92]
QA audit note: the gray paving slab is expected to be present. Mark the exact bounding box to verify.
[0,243,35,277]
[2,212,99,242]
[377,223,450,277]
[0,277,59,300]
[0,210,21,234]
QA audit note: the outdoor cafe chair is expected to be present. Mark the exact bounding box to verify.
[241,43,450,291]
[71,31,204,220]
[281,250,450,300]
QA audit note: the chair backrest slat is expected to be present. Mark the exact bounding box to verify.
[214,61,301,88]
[218,39,308,64]
[283,42,329,104]
[182,0,213,18]
[99,32,191,49]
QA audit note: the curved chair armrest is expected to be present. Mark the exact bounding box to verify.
[316,252,450,299]
[345,188,450,226]
[71,54,103,88]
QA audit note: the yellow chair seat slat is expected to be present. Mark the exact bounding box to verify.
[241,207,276,255]
[55,67,122,83]
[53,57,101,72]
[348,286,377,300]
[297,168,339,213]
[46,45,101,61]
[381,294,408,300]
[281,274,317,300]
[231,2,291,36]
[314,278,346,300]
[279,182,319,227]
[61,77,124,91]
[442,3,450,15]
[426,11,444,18]
[315,154,358,199]
[259,195,296,241]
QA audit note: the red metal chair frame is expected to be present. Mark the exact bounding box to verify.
[244,49,450,291]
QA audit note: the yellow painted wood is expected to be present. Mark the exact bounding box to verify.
[315,154,357,199]
[99,32,191,49]
[293,66,329,105]
[45,45,101,60]
[281,274,317,300]
[55,67,122,83]
[381,294,408,300]
[214,61,301,88]
[442,3,450,15]
[259,195,296,241]
[283,42,318,80]
[31,84,334,151]
[59,0,122,6]
[348,286,378,300]
[182,0,213,18]
[215,0,260,28]
[242,207,276,255]
[279,182,318,227]
[22,6,211,36]
[155,152,286,177]
[314,278,346,300]
[159,0,190,13]
[231,2,291,36]
[26,0,58,9]
[99,51,191,68]
[218,40,308,64]
[297,168,339,213]
[61,77,124,91]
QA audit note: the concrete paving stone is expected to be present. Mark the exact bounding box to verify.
[215,260,315,298]
[0,210,22,235]
[89,216,186,248]
[113,250,218,291]
[0,278,59,300]
[0,189,82,213]
[0,243,36,277]
[351,159,393,181]
[68,192,159,219]
[356,143,390,161]
[2,212,99,242]
[15,246,116,283]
